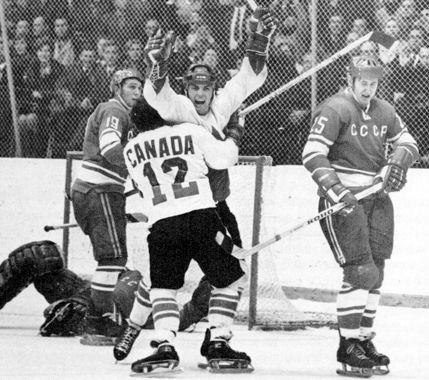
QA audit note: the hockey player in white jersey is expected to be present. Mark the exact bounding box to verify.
[142,5,276,252]
[122,97,251,375]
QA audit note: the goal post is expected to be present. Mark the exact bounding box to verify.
[61,151,334,330]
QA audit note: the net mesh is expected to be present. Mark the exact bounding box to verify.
[64,152,335,330]
[0,1,427,168]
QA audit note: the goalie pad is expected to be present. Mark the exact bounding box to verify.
[0,240,63,310]
[34,268,90,304]
[179,276,212,331]
[112,270,142,319]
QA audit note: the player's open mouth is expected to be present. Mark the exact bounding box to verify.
[195,100,205,105]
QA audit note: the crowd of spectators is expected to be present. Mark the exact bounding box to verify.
[0,0,428,165]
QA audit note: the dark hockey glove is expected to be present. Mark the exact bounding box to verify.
[246,6,277,74]
[375,164,406,192]
[40,296,88,337]
[375,144,418,192]
[144,27,176,88]
[317,171,358,214]
[223,111,245,147]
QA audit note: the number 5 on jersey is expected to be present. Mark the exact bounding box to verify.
[311,116,328,134]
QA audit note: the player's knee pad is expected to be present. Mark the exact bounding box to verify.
[0,240,63,309]
[34,268,90,304]
[343,262,379,290]
[112,270,142,318]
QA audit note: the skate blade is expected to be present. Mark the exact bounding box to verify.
[206,359,254,373]
[337,363,373,378]
[80,334,117,346]
[373,365,389,375]
[131,360,181,377]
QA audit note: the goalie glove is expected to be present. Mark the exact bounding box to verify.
[246,6,277,74]
[223,110,245,147]
[144,28,176,89]
[40,296,88,337]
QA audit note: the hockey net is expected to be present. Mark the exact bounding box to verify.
[62,151,335,330]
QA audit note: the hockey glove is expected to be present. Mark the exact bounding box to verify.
[375,164,406,192]
[223,111,245,147]
[246,7,277,74]
[40,297,88,337]
[375,144,418,192]
[317,171,358,214]
[144,27,176,87]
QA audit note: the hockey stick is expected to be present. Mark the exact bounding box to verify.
[239,31,396,116]
[232,181,384,260]
[44,212,149,232]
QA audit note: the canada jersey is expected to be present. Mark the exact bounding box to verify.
[304,91,407,187]
[143,57,267,201]
[124,123,238,225]
[72,99,132,194]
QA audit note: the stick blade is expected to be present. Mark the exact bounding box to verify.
[369,31,396,48]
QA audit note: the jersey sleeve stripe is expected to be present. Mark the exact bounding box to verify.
[386,129,405,143]
[100,128,121,139]
[100,130,121,149]
[307,133,334,146]
[101,140,121,156]
[82,161,126,183]
[302,140,330,164]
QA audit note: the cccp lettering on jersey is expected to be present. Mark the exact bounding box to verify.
[350,124,388,137]
[126,135,195,167]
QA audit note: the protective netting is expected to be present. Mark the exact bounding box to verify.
[0,0,428,166]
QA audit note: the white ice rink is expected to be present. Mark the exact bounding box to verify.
[1,286,428,380]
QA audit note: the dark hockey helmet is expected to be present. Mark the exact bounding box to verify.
[110,68,144,94]
[348,55,384,80]
[130,97,164,132]
[182,63,217,90]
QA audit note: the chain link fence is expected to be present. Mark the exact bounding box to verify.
[0,0,428,166]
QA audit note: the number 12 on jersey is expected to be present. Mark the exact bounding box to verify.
[143,157,199,205]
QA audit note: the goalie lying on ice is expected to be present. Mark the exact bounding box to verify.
[0,240,212,337]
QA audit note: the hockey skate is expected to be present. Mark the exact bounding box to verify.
[201,336,253,373]
[361,335,390,375]
[337,337,375,378]
[80,315,124,346]
[131,341,182,377]
[114,323,141,361]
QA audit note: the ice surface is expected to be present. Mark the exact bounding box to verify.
[1,287,428,380]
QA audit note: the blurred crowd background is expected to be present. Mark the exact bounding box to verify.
[0,0,429,166]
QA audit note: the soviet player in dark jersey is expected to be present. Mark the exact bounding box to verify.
[70,69,144,345]
[302,56,419,377]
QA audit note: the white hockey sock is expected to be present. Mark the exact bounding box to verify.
[151,288,179,343]
[129,279,152,327]
[360,288,381,339]
[337,282,368,339]
[208,287,239,339]
[91,265,124,315]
